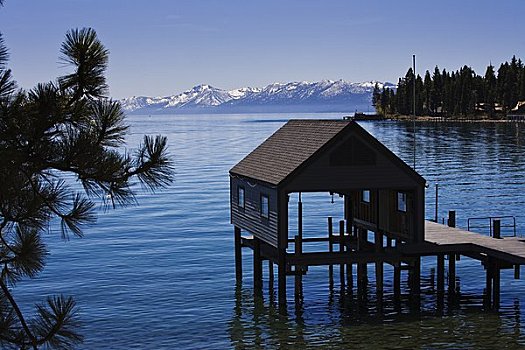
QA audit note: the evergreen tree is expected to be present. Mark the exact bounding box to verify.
[430,66,442,115]
[423,70,432,115]
[372,82,381,113]
[0,27,173,350]
[484,64,497,117]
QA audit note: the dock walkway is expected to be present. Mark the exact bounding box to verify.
[402,221,525,265]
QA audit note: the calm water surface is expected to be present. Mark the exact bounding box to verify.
[14,114,525,349]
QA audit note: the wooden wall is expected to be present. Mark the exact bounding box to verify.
[230,176,279,247]
[349,188,416,241]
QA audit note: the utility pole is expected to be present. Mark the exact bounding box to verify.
[413,54,416,170]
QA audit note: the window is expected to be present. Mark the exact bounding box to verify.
[238,186,245,208]
[397,192,407,212]
[260,194,269,218]
[362,190,370,203]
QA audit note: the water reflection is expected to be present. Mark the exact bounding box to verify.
[230,279,525,349]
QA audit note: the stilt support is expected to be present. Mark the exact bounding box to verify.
[393,263,401,297]
[234,226,242,283]
[448,254,456,294]
[253,237,262,295]
[278,249,287,308]
[328,217,333,285]
[339,220,345,288]
[437,254,445,293]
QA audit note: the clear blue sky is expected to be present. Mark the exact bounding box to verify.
[1,0,524,99]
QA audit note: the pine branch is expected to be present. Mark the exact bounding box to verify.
[0,278,37,349]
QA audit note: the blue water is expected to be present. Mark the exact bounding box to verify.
[13,114,525,349]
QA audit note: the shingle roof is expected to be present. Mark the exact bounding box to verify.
[230,119,351,185]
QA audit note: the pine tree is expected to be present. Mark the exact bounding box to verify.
[430,66,442,115]
[0,27,173,349]
[423,70,432,115]
[372,82,381,113]
[484,64,496,117]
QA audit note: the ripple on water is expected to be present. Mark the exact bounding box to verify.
[12,115,525,349]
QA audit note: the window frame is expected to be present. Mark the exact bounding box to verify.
[260,193,269,219]
[237,186,245,209]
[362,190,370,204]
[397,192,407,212]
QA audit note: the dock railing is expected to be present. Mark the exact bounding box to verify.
[467,216,516,237]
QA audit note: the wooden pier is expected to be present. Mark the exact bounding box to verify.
[229,120,524,311]
[237,217,525,309]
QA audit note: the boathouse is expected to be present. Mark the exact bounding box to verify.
[230,119,426,305]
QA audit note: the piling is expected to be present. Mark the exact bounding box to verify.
[339,220,345,288]
[437,254,445,293]
[448,254,456,294]
[253,237,263,295]
[234,226,242,282]
[328,217,333,285]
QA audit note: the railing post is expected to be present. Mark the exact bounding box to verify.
[435,183,439,223]
[493,219,501,239]
[447,210,456,228]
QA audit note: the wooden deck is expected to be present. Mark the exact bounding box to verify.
[401,221,525,265]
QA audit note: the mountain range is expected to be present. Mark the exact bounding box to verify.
[120,80,395,114]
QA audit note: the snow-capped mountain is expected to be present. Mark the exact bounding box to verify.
[121,80,395,114]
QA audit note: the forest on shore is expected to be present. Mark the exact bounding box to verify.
[373,56,525,119]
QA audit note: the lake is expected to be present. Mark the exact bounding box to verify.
[14,113,525,349]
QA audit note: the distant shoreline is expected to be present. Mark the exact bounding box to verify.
[382,114,525,123]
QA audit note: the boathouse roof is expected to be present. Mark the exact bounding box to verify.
[230,119,425,186]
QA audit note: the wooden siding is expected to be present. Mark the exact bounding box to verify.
[349,189,417,241]
[231,176,279,247]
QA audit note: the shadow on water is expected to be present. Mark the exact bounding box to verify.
[229,278,525,349]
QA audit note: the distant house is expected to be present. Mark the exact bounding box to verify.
[230,119,425,257]
[508,101,525,121]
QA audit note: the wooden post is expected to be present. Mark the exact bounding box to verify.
[328,217,333,285]
[493,219,501,239]
[485,261,493,307]
[268,260,274,292]
[437,254,445,293]
[447,210,456,228]
[515,265,520,280]
[294,235,303,298]
[435,183,439,222]
[278,248,287,307]
[493,261,500,308]
[295,196,303,298]
[234,226,242,283]
[347,262,353,295]
[253,237,263,295]
[375,231,383,300]
[339,220,345,288]
[393,263,401,297]
[411,258,421,294]
[357,229,368,289]
[448,254,456,294]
